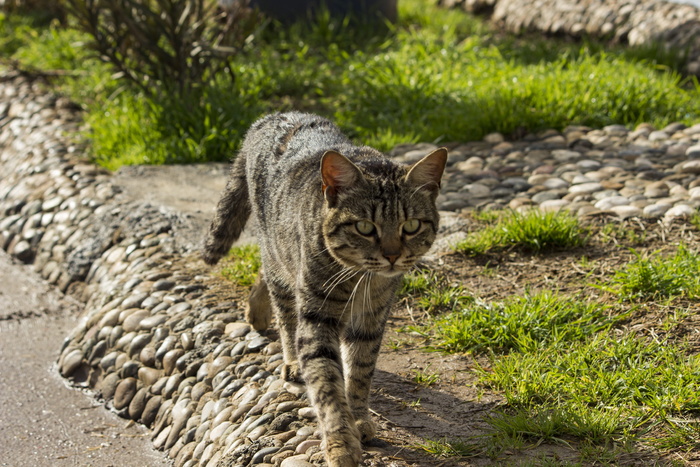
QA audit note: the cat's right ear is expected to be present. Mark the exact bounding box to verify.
[321,151,362,204]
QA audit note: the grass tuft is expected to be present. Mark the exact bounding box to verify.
[415,437,481,458]
[220,244,261,287]
[424,291,616,354]
[411,365,441,387]
[456,210,588,255]
[605,244,700,301]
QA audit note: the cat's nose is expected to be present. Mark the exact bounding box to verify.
[383,253,400,264]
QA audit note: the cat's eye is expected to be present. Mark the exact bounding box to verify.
[402,219,421,235]
[355,220,376,236]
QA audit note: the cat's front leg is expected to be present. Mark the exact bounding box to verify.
[341,305,390,443]
[296,305,362,466]
[265,276,302,381]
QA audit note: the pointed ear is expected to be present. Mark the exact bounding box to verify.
[320,150,363,203]
[405,148,447,196]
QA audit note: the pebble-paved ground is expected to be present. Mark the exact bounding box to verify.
[2,69,700,467]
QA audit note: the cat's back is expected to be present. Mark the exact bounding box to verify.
[245,112,350,168]
[244,112,353,228]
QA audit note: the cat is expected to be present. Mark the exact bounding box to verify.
[202,112,446,467]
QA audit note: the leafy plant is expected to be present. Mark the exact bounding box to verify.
[415,437,480,458]
[411,365,440,387]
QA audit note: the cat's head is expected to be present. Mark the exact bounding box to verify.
[320,147,447,277]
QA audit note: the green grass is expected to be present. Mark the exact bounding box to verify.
[455,210,588,255]
[421,291,619,354]
[3,0,700,168]
[220,244,261,287]
[400,270,473,314]
[415,437,481,458]
[478,334,700,448]
[605,244,700,301]
[411,365,441,387]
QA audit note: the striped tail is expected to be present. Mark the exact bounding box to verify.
[201,152,251,265]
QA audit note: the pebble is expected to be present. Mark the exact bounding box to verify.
[281,456,315,467]
[665,204,695,220]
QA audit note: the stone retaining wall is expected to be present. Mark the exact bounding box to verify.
[439,0,700,76]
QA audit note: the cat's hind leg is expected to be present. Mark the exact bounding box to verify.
[265,276,302,382]
[245,271,272,331]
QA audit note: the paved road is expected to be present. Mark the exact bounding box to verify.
[0,249,169,467]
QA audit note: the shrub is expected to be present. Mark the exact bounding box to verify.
[66,0,262,98]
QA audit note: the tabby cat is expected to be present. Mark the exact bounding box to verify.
[202,112,446,467]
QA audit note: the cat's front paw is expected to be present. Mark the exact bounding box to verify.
[282,362,302,383]
[355,416,376,443]
[325,430,363,467]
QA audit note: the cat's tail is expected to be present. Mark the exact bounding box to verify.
[201,152,251,265]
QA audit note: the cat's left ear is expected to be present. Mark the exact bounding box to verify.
[321,150,363,204]
[405,148,448,196]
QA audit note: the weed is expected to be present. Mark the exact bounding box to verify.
[220,244,261,287]
[400,270,473,314]
[456,210,588,255]
[411,365,440,387]
[415,437,481,458]
[599,222,647,245]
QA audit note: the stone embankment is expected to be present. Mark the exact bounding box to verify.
[439,0,700,76]
[1,71,699,467]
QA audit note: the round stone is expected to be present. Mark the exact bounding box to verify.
[295,439,321,454]
[680,160,700,174]
[60,348,84,377]
[281,457,315,467]
[543,178,568,189]
[539,199,570,212]
[532,191,562,204]
[569,182,602,195]
[594,196,629,210]
[665,204,695,220]
[643,203,671,218]
[609,205,642,219]
[114,377,138,410]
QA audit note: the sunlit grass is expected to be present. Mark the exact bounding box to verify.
[604,244,700,301]
[422,291,618,353]
[220,244,261,287]
[455,210,588,255]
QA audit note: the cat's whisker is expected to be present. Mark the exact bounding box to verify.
[323,267,359,293]
[343,271,367,324]
[322,267,354,290]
